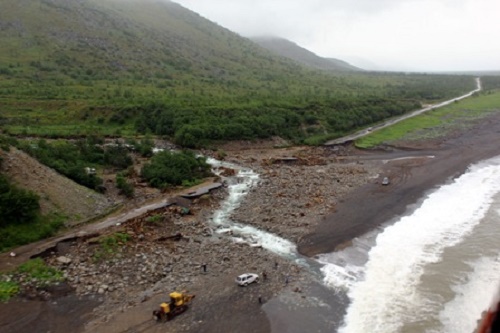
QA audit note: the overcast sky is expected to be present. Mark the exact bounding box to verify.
[174,0,500,72]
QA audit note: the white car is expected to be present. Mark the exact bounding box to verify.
[236,273,259,286]
[382,177,390,185]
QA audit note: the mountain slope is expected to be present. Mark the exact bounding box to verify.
[0,0,476,145]
[1,0,329,104]
[251,36,361,71]
[0,1,288,80]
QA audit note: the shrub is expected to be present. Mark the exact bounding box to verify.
[141,150,212,189]
[20,139,105,191]
[0,135,18,151]
[0,174,40,227]
[104,146,133,169]
[116,173,134,198]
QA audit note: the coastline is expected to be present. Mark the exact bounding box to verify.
[299,111,500,257]
[2,112,500,333]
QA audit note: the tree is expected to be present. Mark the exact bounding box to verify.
[141,150,212,189]
[0,174,40,227]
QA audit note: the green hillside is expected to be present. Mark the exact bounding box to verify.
[0,0,477,145]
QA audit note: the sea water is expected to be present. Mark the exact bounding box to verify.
[320,155,500,333]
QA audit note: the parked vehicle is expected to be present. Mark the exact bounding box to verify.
[236,273,259,286]
[382,177,390,185]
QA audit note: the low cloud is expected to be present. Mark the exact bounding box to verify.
[174,0,500,71]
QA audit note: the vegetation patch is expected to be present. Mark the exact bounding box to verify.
[126,137,154,157]
[0,169,65,252]
[116,172,134,198]
[17,258,64,287]
[0,258,65,302]
[18,137,134,191]
[0,135,18,151]
[141,150,212,189]
[0,173,40,227]
[0,214,65,253]
[0,280,19,302]
[481,77,500,91]
[355,91,500,148]
[145,214,164,225]
[93,232,131,261]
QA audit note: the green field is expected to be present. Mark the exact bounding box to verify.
[355,91,500,148]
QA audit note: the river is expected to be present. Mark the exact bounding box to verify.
[207,158,302,260]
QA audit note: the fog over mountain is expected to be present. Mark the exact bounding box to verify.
[174,0,500,72]
[251,36,361,72]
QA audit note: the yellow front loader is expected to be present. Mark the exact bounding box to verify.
[153,291,195,322]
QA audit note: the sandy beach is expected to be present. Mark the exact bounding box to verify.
[1,111,500,333]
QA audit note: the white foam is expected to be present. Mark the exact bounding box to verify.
[338,156,500,333]
[318,228,379,293]
[439,255,500,333]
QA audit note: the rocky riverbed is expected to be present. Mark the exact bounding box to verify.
[224,146,380,243]
[1,144,381,333]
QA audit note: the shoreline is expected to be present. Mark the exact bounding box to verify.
[299,111,500,257]
[2,112,500,332]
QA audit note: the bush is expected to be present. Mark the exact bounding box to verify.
[0,135,18,151]
[133,137,154,157]
[116,173,134,198]
[104,145,133,169]
[141,150,212,189]
[20,139,105,191]
[0,173,65,251]
[0,174,40,227]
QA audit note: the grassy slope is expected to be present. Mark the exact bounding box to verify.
[0,0,329,100]
[356,91,500,148]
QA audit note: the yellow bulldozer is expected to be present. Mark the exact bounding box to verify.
[153,291,195,322]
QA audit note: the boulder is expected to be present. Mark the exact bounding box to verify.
[56,256,72,264]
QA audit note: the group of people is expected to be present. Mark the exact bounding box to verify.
[257,262,292,305]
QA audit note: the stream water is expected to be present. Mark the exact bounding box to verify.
[207,158,300,260]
